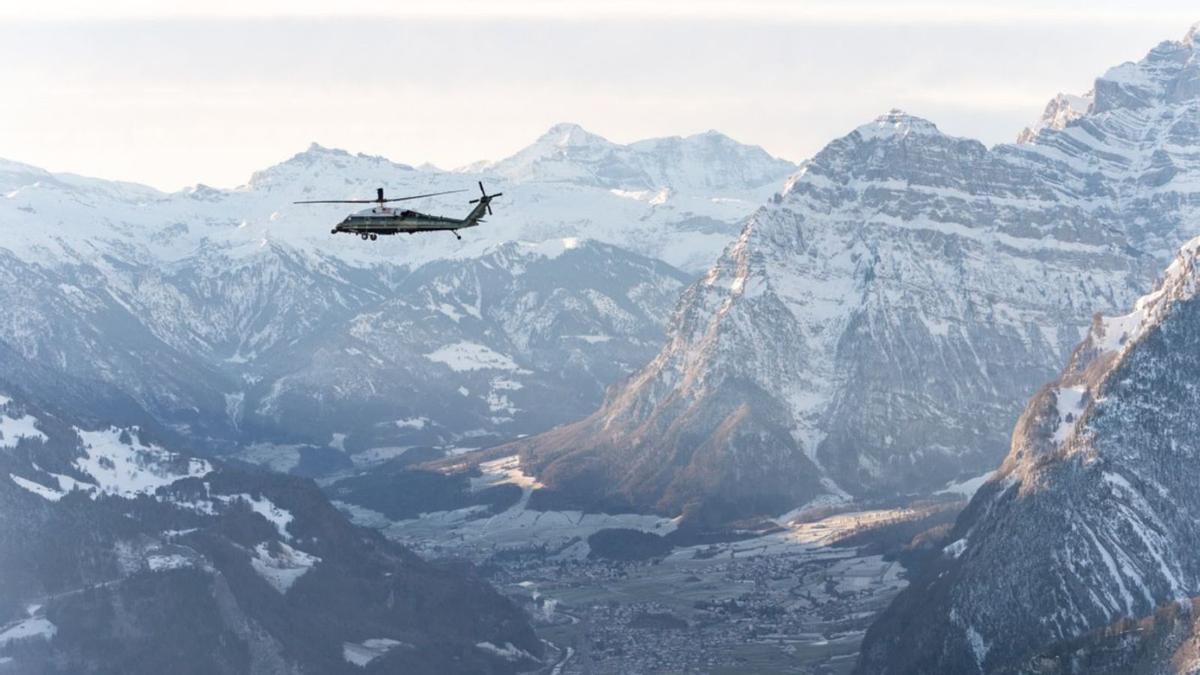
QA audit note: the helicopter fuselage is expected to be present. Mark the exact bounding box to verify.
[331,205,483,240]
[299,182,499,241]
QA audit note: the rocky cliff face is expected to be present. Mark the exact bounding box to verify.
[516,26,1200,521]
[857,235,1200,673]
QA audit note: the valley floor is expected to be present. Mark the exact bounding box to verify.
[508,535,904,673]
[337,456,945,674]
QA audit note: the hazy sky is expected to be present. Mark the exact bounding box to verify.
[1,0,1197,190]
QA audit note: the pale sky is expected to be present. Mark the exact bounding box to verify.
[1,0,1196,190]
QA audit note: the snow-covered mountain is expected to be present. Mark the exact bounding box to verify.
[0,125,787,467]
[0,383,540,673]
[1,124,792,274]
[856,234,1200,674]
[515,25,1200,522]
[241,240,690,463]
[474,122,797,195]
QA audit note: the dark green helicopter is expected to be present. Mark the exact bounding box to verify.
[294,182,502,240]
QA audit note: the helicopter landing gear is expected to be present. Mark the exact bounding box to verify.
[369,234,378,241]
[360,233,369,240]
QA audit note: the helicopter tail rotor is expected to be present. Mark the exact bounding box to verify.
[468,181,503,215]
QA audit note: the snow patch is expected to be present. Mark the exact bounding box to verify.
[9,474,63,501]
[221,493,294,540]
[1096,310,1145,353]
[0,617,56,646]
[472,455,544,491]
[249,541,319,594]
[475,641,538,663]
[610,187,670,205]
[965,624,989,666]
[424,342,519,372]
[351,446,412,467]
[0,413,46,448]
[74,427,211,498]
[146,553,193,571]
[936,472,995,498]
[223,392,244,427]
[1052,386,1087,446]
[342,638,408,667]
[525,237,584,260]
[564,334,612,344]
[944,538,968,559]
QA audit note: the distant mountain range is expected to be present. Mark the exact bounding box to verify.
[465,122,796,195]
[515,25,1200,523]
[0,122,796,671]
[0,125,793,470]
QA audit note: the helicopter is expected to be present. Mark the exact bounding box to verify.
[294,181,503,241]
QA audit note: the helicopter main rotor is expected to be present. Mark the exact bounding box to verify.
[294,187,467,207]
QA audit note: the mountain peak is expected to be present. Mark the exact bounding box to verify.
[852,109,943,141]
[246,143,412,190]
[1077,234,1200,366]
[688,129,735,142]
[537,122,612,149]
[1186,20,1200,45]
[482,123,794,192]
[1092,22,1200,112]
[1017,92,1093,143]
[301,142,349,157]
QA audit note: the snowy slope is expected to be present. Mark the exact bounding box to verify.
[0,386,541,674]
[857,234,1200,673]
[240,239,690,459]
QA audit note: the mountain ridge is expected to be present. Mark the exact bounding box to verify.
[857,234,1200,673]
[0,383,542,673]
[513,24,1200,523]
[458,122,796,194]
